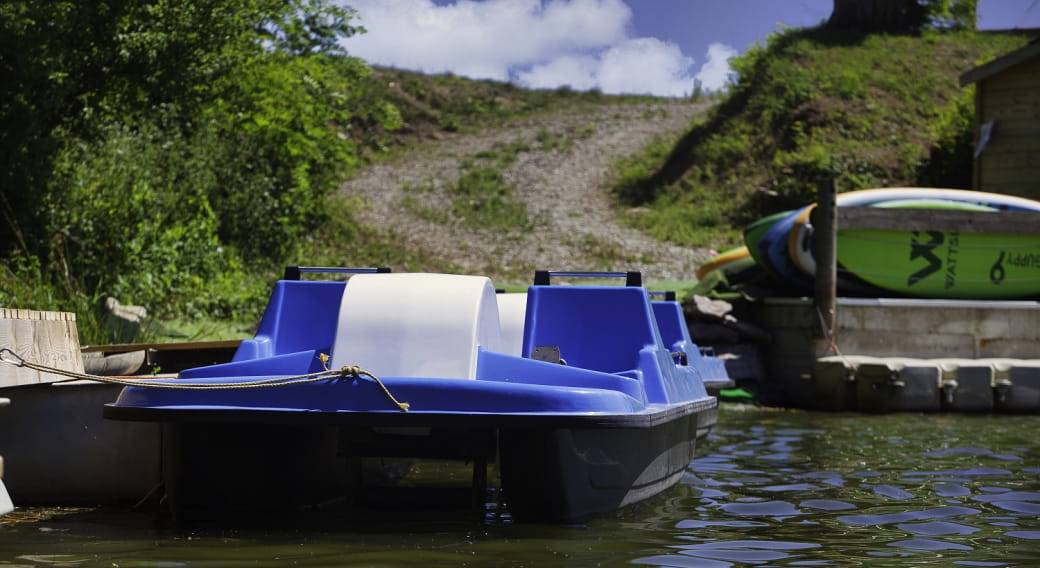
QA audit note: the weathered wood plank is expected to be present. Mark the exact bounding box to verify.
[80,339,242,353]
[977,183,1040,202]
[838,207,1040,235]
[977,118,1040,138]
[0,310,84,387]
[983,58,1040,91]
[981,134,1040,154]
[978,151,1039,171]
[980,166,1040,186]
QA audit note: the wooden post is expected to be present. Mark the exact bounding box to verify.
[0,309,84,387]
[814,179,838,351]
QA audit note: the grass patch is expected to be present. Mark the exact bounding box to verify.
[450,165,530,231]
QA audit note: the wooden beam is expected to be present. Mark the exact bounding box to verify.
[837,207,1040,235]
[80,339,242,354]
[814,180,838,345]
[0,310,83,387]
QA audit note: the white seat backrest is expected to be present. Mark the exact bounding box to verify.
[330,273,501,379]
[495,293,527,357]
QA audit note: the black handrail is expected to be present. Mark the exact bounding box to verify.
[283,266,392,280]
[533,270,642,287]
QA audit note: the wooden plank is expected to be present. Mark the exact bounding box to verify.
[980,165,1040,186]
[979,151,1040,170]
[838,208,1040,235]
[977,118,1040,138]
[976,183,1040,202]
[981,84,1040,109]
[814,180,837,343]
[980,133,1040,154]
[0,310,84,387]
[981,101,1040,125]
[80,339,242,354]
[984,59,1040,91]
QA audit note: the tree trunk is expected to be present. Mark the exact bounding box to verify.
[828,0,916,32]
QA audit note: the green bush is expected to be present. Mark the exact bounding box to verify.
[43,120,262,320]
[200,53,382,262]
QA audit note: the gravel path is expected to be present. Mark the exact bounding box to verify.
[338,100,716,283]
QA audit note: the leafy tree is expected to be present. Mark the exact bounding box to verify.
[263,0,365,55]
[1,0,274,250]
[1,0,396,328]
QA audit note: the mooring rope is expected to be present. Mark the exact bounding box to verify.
[0,347,409,412]
[815,304,855,371]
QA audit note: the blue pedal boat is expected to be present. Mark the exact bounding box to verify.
[104,269,723,522]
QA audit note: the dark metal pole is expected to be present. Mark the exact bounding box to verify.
[814,179,838,347]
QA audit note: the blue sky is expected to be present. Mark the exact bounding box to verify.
[340,0,1040,97]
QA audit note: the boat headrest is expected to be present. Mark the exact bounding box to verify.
[496,293,527,357]
[330,273,502,379]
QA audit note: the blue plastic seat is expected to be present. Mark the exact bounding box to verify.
[231,280,346,362]
[521,285,672,402]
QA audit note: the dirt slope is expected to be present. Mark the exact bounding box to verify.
[339,100,717,284]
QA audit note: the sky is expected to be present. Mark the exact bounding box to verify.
[338,0,1040,97]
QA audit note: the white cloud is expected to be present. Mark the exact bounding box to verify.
[514,54,601,91]
[517,37,696,96]
[341,0,735,97]
[694,43,739,92]
[596,38,695,96]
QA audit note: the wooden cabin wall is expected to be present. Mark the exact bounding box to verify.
[973,55,1040,199]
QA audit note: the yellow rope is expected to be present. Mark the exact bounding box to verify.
[320,353,409,412]
[0,348,409,412]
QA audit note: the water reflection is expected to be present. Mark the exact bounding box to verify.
[0,406,1038,567]
[672,406,1040,567]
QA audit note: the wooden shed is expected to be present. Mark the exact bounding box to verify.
[959,38,1040,199]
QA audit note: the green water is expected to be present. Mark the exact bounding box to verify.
[1,405,1038,567]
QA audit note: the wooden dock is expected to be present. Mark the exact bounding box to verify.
[0,310,239,506]
[0,309,83,387]
[722,182,1040,411]
[748,296,1040,409]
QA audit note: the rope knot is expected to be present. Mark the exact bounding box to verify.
[339,365,363,379]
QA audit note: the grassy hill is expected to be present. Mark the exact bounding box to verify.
[606,27,1033,249]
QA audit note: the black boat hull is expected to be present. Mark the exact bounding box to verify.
[150,403,711,523]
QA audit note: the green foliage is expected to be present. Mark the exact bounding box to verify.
[43,120,265,320]
[201,53,374,260]
[608,27,1029,249]
[0,0,394,342]
[916,89,975,188]
[299,196,465,275]
[262,0,364,56]
[923,0,979,30]
[450,164,530,231]
[0,252,109,343]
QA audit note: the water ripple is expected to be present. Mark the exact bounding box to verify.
[889,538,974,551]
[838,505,980,526]
[866,483,915,500]
[896,521,980,535]
[923,447,1022,461]
[680,407,1040,566]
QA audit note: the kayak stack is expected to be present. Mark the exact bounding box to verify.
[698,187,1040,300]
